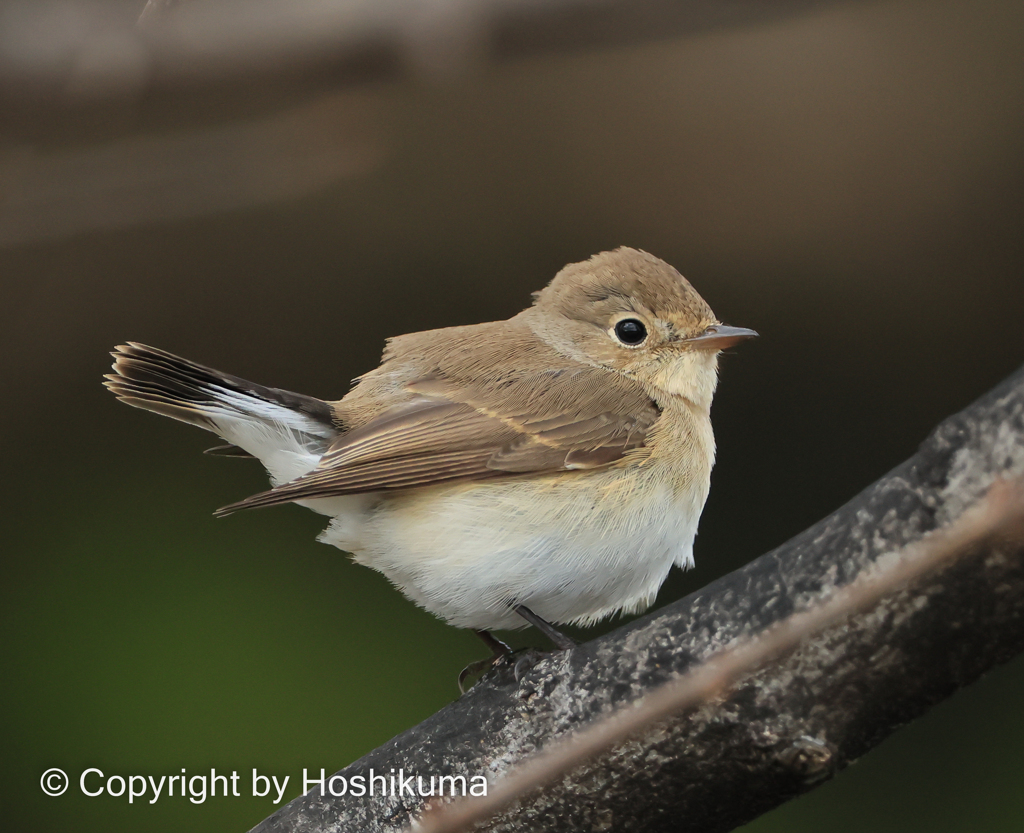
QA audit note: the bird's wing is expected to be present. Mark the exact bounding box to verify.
[215,367,659,514]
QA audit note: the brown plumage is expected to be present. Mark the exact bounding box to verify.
[104,247,756,633]
[216,323,660,514]
[104,342,333,432]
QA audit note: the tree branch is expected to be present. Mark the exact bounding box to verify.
[422,479,1024,832]
[0,0,850,249]
[0,0,843,114]
[248,364,1024,833]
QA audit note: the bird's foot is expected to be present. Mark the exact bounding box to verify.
[457,619,575,693]
[511,648,549,682]
[458,656,499,694]
[458,646,554,693]
[458,630,516,694]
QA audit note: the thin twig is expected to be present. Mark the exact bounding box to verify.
[418,479,1024,833]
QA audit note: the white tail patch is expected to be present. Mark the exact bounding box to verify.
[200,389,333,485]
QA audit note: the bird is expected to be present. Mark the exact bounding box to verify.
[104,248,756,655]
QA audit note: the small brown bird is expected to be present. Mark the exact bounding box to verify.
[104,248,755,651]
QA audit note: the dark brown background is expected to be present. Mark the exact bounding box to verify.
[2,0,1023,831]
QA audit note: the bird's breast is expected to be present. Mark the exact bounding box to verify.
[312,405,717,629]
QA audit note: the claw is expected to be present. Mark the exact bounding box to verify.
[513,649,547,682]
[459,657,498,694]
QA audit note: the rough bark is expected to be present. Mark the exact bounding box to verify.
[248,366,1024,833]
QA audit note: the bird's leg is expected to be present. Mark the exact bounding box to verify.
[475,629,513,658]
[458,630,515,694]
[459,614,574,693]
[513,604,577,651]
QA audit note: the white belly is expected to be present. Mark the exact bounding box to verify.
[313,462,708,631]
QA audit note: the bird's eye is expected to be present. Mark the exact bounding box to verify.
[613,318,648,346]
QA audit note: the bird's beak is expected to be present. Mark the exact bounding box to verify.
[684,325,759,351]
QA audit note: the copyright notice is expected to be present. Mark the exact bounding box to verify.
[40,766,488,805]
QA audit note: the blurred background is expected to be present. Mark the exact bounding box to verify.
[2,0,1023,831]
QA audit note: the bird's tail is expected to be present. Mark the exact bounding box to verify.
[104,343,337,485]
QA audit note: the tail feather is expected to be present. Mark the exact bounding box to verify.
[104,343,338,485]
[105,342,333,425]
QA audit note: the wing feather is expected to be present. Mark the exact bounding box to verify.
[216,364,659,515]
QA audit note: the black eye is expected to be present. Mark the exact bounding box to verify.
[613,319,647,346]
